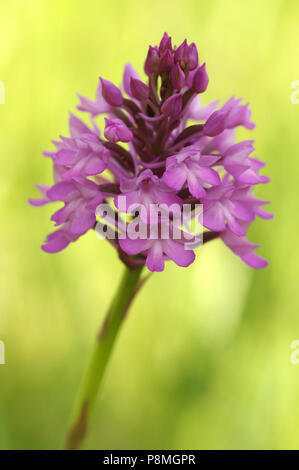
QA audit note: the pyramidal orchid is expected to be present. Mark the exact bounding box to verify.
[30,33,272,449]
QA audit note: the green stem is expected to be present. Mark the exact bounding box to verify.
[65,265,143,450]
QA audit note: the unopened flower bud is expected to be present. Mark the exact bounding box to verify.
[192,63,209,93]
[203,110,227,136]
[158,50,174,74]
[104,118,133,143]
[170,63,185,89]
[123,63,140,97]
[187,43,199,70]
[175,39,188,64]
[100,78,123,107]
[144,46,159,75]
[159,32,172,55]
[161,93,183,116]
[130,78,150,101]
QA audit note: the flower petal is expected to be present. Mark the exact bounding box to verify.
[42,230,72,253]
[164,239,195,267]
[162,165,187,191]
[70,206,96,234]
[146,242,165,272]
[203,202,226,231]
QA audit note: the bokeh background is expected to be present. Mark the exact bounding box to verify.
[0,0,298,450]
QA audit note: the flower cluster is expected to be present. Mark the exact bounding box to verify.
[30,33,272,272]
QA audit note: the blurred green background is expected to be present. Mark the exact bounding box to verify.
[0,0,298,450]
